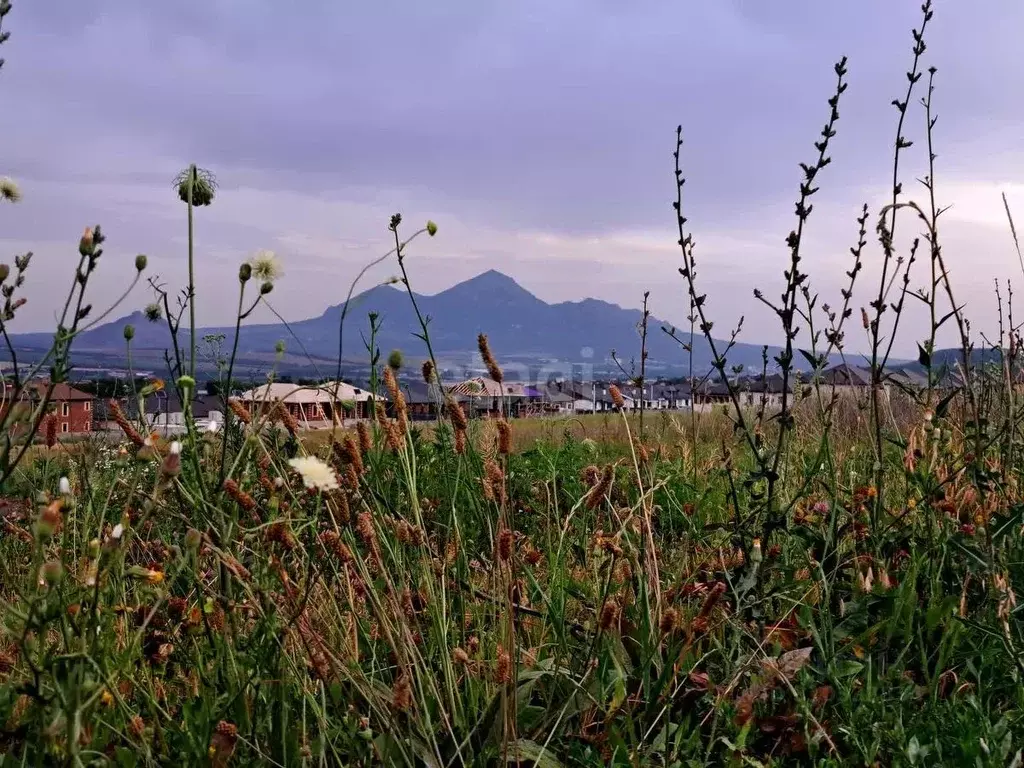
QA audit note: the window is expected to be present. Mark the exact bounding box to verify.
[61,402,70,417]
[61,422,69,433]
[84,401,91,411]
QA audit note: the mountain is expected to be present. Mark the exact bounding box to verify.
[6,270,810,376]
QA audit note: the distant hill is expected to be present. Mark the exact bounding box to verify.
[6,270,829,376]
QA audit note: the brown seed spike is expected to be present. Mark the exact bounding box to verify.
[585,465,614,510]
[608,384,625,409]
[496,418,512,455]
[356,420,372,455]
[477,333,503,384]
[497,527,514,562]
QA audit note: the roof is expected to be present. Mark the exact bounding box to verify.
[448,377,519,398]
[19,381,93,401]
[238,381,371,404]
[820,364,873,387]
[319,381,373,402]
[144,392,222,418]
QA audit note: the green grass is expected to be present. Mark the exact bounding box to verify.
[2,392,1024,766]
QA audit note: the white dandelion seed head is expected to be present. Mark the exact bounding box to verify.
[0,177,22,203]
[206,420,220,434]
[170,441,181,455]
[111,523,124,540]
[59,477,71,495]
[287,455,339,492]
[249,249,283,283]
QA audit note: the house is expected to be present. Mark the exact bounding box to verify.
[733,374,793,409]
[448,377,528,417]
[653,383,692,410]
[145,392,224,435]
[692,378,733,407]
[820,363,873,390]
[1,381,95,435]
[237,381,374,427]
[397,380,470,421]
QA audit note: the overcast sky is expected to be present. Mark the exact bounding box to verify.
[2,1,1022,356]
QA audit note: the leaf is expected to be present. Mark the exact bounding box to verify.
[917,342,931,367]
[799,348,822,371]
[771,646,813,680]
[935,387,959,418]
[503,739,566,767]
[832,660,863,678]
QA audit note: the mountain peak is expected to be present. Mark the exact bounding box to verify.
[457,269,522,290]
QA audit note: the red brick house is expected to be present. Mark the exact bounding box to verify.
[2,381,95,435]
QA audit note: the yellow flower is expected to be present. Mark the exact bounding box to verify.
[100,689,114,708]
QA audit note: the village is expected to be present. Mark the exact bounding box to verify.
[0,361,957,438]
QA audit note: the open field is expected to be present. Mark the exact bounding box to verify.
[5,2,1024,765]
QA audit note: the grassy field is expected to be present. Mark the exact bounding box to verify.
[5,2,1024,764]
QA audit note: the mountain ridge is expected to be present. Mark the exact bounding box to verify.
[6,270,833,375]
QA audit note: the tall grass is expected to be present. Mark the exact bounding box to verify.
[4,3,1024,765]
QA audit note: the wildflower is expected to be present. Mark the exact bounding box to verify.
[599,599,621,631]
[248,249,283,283]
[43,413,58,448]
[608,384,625,409]
[109,399,144,447]
[426,220,438,236]
[340,435,364,475]
[228,398,251,425]
[0,177,22,203]
[209,720,238,762]
[585,465,614,510]
[128,715,145,739]
[447,397,468,431]
[111,523,125,540]
[169,441,181,455]
[477,333,503,384]
[123,324,135,341]
[495,646,512,684]
[319,531,352,563]
[482,458,505,505]
[382,366,408,429]
[128,567,164,584]
[100,689,115,708]
[206,420,220,434]
[289,455,339,492]
[135,254,148,271]
[392,674,413,712]
[59,477,71,495]
[356,420,372,454]
[422,359,435,383]
[659,607,680,635]
[223,478,258,511]
[387,349,404,370]
[39,560,63,586]
[144,303,163,322]
[497,527,514,562]
[273,401,299,436]
[496,418,512,455]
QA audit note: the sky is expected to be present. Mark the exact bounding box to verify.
[1,0,1023,357]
